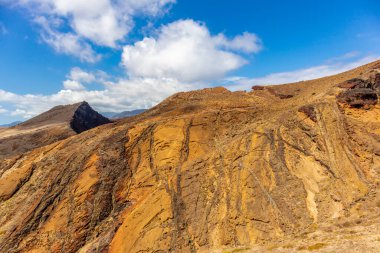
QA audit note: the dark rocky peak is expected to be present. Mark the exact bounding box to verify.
[70,102,112,133]
[17,101,111,133]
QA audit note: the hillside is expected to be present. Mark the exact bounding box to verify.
[0,61,379,252]
[0,102,111,159]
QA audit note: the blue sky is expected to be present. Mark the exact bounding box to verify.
[0,0,379,124]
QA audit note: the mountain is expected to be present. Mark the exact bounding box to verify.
[0,101,111,159]
[102,109,146,119]
[112,109,146,119]
[0,61,380,252]
[0,121,23,128]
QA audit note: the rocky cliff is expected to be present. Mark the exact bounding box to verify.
[0,61,379,252]
[70,102,112,134]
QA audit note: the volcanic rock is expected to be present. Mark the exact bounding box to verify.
[298,105,317,122]
[337,78,371,89]
[251,85,266,91]
[337,88,378,108]
[69,102,111,133]
[374,73,380,91]
[337,71,380,108]
[0,61,380,253]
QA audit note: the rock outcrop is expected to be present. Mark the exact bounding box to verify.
[337,88,378,108]
[0,61,380,252]
[0,102,111,159]
[70,102,112,133]
[337,71,380,108]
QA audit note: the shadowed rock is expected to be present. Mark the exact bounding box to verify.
[374,73,380,91]
[251,85,266,91]
[298,105,317,122]
[337,74,380,108]
[337,88,378,108]
[70,102,111,133]
[337,78,371,89]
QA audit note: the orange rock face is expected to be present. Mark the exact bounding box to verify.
[0,61,380,252]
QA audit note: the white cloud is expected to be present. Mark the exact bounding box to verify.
[63,80,85,91]
[227,55,380,91]
[122,19,261,82]
[215,32,262,53]
[118,0,176,16]
[35,16,101,63]
[0,55,378,120]
[11,109,34,119]
[52,0,128,47]
[68,67,96,83]
[42,31,101,63]
[325,51,360,64]
[0,76,194,119]
[5,0,175,61]
[61,67,108,91]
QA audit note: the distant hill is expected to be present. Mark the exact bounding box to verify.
[101,109,146,119]
[112,109,146,119]
[18,101,110,132]
[0,101,111,159]
[0,121,22,127]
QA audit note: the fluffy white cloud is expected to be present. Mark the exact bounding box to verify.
[0,76,194,119]
[227,55,380,91]
[11,109,34,119]
[5,0,175,61]
[61,67,108,91]
[34,16,101,63]
[117,0,176,16]
[63,80,85,91]
[215,32,262,53]
[68,67,96,83]
[0,55,378,120]
[122,19,262,82]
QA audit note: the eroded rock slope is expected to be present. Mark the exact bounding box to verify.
[0,61,380,252]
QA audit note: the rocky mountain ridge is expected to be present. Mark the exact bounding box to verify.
[0,102,111,159]
[0,61,379,252]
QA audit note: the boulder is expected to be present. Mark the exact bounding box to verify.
[337,88,378,108]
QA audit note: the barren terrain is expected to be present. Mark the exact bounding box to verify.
[0,61,379,252]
